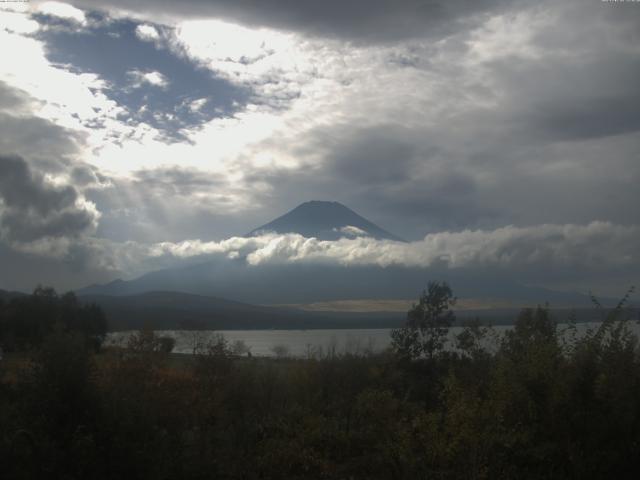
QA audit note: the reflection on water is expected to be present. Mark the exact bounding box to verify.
[106,321,640,358]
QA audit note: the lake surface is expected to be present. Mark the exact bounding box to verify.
[107,321,640,358]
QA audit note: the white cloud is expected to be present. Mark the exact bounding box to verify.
[37,2,86,25]
[127,69,169,89]
[188,97,207,112]
[0,11,515,181]
[44,221,636,279]
[0,10,187,187]
[335,226,368,238]
[0,18,132,157]
[135,23,160,41]
[171,19,345,109]
[238,223,640,270]
[0,10,40,34]
[465,10,550,65]
[130,18,441,180]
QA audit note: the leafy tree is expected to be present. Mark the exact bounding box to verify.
[126,327,176,355]
[391,281,456,360]
[501,304,558,359]
[455,317,491,359]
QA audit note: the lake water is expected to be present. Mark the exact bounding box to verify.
[106,321,640,358]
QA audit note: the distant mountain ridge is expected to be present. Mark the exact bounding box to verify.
[247,200,405,242]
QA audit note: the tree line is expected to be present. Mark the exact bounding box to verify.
[0,286,106,352]
[0,283,639,479]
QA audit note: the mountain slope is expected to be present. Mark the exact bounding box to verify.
[248,200,405,241]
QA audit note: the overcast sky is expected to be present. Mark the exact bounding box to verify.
[0,0,639,295]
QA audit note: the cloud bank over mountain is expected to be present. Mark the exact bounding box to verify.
[5,221,636,295]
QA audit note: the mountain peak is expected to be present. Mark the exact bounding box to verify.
[299,200,342,206]
[248,201,404,241]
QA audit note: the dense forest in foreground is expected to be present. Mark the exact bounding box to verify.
[1,283,639,479]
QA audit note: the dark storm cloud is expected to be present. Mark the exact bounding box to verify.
[0,156,75,215]
[0,82,112,284]
[371,172,494,231]
[0,83,28,111]
[533,96,640,141]
[70,164,109,188]
[494,53,640,142]
[0,82,84,170]
[327,126,418,185]
[301,125,494,233]
[65,0,520,43]
[0,154,97,243]
[0,113,84,169]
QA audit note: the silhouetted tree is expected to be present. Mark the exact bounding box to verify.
[0,287,106,352]
[391,281,456,360]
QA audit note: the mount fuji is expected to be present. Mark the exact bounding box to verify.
[247,200,405,242]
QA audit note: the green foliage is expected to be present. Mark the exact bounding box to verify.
[1,284,639,479]
[455,317,492,359]
[391,281,456,360]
